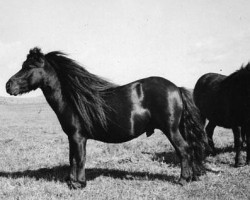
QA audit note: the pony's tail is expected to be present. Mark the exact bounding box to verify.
[178,87,211,165]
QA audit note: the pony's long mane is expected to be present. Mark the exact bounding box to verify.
[43,50,118,134]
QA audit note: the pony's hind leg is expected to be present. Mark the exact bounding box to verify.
[205,121,216,152]
[247,134,250,165]
[232,127,244,167]
[242,125,250,165]
[163,128,193,185]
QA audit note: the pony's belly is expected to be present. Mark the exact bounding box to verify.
[206,111,241,128]
[93,128,147,143]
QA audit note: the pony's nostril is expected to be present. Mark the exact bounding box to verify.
[6,80,12,90]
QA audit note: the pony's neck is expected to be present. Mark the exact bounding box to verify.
[41,69,66,114]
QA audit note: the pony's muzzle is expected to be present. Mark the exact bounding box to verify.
[6,80,12,93]
[6,79,18,95]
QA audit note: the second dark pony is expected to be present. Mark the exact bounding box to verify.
[6,47,209,189]
[194,64,250,167]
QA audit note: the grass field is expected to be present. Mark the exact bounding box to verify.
[0,96,249,200]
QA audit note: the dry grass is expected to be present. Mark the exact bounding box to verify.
[0,97,249,200]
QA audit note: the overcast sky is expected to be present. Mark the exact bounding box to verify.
[1,0,250,97]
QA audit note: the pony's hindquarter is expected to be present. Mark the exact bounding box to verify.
[146,81,210,184]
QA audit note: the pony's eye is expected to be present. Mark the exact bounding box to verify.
[22,62,37,69]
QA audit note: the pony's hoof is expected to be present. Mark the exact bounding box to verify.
[178,179,187,186]
[235,161,245,168]
[204,163,222,174]
[192,175,200,182]
[67,180,87,190]
[178,177,191,186]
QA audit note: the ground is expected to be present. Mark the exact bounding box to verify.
[0,96,249,200]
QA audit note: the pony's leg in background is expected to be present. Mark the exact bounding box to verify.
[164,129,192,185]
[242,125,250,165]
[205,121,216,152]
[241,126,247,147]
[67,133,87,189]
[232,127,244,167]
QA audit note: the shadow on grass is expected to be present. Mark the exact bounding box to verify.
[214,146,235,155]
[0,165,177,184]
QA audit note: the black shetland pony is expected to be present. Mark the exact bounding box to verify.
[194,64,250,167]
[6,47,209,189]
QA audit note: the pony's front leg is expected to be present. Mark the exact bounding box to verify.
[67,133,87,189]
